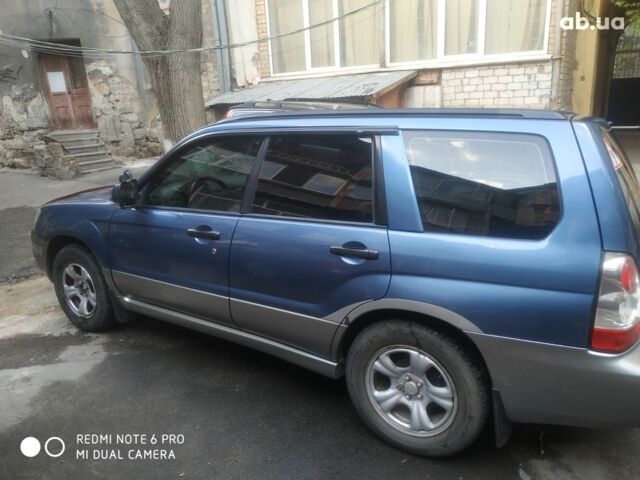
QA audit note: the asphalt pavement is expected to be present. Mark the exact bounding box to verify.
[0,161,154,284]
[1,140,640,479]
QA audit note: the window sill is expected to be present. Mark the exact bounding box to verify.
[262,53,553,83]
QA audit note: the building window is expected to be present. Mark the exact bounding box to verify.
[485,0,547,54]
[266,0,550,75]
[339,0,381,67]
[309,0,336,67]
[445,0,479,55]
[267,0,381,74]
[389,0,437,62]
[268,0,306,74]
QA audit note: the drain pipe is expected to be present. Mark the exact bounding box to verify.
[550,0,566,109]
[210,0,231,93]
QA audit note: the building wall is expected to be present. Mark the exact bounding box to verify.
[555,0,579,110]
[255,0,271,81]
[226,0,260,87]
[406,0,563,110]
[201,0,221,102]
[0,0,221,168]
[571,0,626,117]
[250,0,565,111]
[404,61,553,109]
[0,0,165,166]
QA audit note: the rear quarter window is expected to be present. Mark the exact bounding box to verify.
[602,131,640,232]
[404,130,560,239]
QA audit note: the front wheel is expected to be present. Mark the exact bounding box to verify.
[345,320,490,457]
[52,244,116,332]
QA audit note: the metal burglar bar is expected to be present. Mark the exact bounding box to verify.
[614,22,640,79]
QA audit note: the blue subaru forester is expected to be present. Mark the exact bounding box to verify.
[31,109,640,456]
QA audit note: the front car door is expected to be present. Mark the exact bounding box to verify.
[109,134,265,326]
[229,133,391,357]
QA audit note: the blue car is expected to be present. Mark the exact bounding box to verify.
[31,109,640,456]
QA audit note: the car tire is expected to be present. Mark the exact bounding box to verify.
[52,244,116,332]
[345,320,490,457]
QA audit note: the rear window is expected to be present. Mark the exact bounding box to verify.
[603,131,640,231]
[404,130,560,239]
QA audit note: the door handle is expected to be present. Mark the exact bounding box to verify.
[330,244,379,260]
[187,227,221,240]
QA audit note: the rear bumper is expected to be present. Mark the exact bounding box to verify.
[469,332,640,427]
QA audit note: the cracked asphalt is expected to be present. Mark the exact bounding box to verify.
[1,138,640,479]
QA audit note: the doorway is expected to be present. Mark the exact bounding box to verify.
[38,42,96,130]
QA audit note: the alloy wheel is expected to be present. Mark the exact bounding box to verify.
[365,346,457,437]
[62,263,98,318]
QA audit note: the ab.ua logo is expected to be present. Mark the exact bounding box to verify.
[561,12,625,30]
[20,436,65,458]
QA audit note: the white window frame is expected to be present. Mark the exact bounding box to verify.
[266,0,553,78]
[266,0,380,77]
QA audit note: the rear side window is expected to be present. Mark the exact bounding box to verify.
[404,130,560,239]
[251,134,374,223]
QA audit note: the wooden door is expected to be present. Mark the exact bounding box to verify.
[39,53,96,129]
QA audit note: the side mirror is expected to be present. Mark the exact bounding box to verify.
[112,169,139,207]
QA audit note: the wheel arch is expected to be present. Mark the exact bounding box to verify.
[46,236,94,279]
[333,302,513,447]
[335,307,488,375]
[45,232,107,278]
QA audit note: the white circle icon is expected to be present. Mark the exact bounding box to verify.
[44,437,65,458]
[20,437,41,458]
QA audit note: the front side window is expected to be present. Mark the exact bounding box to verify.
[251,134,374,223]
[404,130,560,239]
[146,136,263,212]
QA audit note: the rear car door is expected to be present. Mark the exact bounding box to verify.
[109,135,265,326]
[229,133,391,357]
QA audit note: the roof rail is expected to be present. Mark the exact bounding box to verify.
[220,108,575,124]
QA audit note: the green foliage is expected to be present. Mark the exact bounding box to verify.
[612,0,640,24]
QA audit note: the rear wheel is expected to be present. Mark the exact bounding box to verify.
[345,320,490,457]
[52,245,116,332]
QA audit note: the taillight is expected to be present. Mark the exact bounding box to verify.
[592,253,640,353]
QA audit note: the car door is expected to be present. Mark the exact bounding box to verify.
[109,134,265,326]
[229,133,391,357]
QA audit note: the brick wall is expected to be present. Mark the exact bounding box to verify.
[255,0,271,80]
[201,0,220,103]
[437,61,553,108]
[555,0,579,109]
